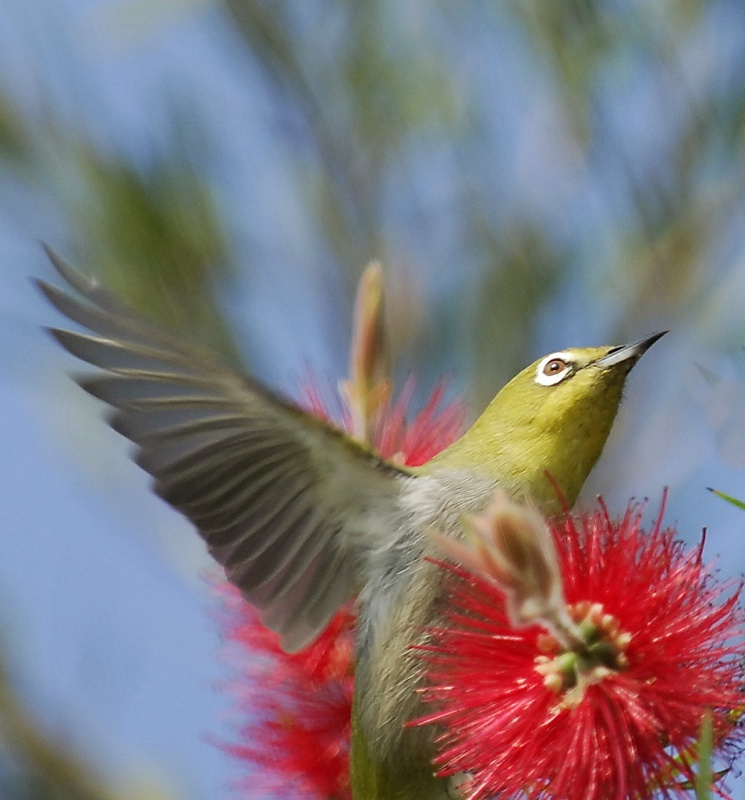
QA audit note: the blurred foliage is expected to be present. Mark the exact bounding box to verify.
[510,0,745,345]
[1,0,744,795]
[468,224,567,393]
[0,92,30,168]
[0,639,171,800]
[224,0,461,273]
[71,143,240,363]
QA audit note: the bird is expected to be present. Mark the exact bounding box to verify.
[36,245,665,799]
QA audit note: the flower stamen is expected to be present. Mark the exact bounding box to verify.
[534,601,631,705]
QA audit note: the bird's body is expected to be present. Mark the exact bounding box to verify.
[36,247,664,799]
[356,470,497,744]
[352,344,653,797]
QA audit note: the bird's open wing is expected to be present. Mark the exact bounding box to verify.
[36,246,409,651]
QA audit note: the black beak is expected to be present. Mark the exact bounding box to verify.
[595,331,667,368]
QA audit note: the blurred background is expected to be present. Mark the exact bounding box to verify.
[1,0,745,797]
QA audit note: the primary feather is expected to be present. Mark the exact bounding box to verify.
[37,245,408,651]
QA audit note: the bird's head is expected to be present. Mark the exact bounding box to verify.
[428,332,666,511]
[491,331,666,432]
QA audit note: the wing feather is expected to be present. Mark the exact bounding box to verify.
[216,503,318,575]
[38,245,409,651]
[159,446,295,514]
[81,374,224,406]
[135,431,253,475]
[217,498,321,589]
[49,329,198,377]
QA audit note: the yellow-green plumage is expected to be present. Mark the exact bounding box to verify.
[36,247,664,800]
[427,346,632,511]
[352,341,664,799]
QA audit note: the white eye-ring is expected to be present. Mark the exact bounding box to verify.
[534,352,574,386]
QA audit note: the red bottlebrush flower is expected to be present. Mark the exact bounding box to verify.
[218,585,356,800]
[301,373,465,468]
[218,263,466,798]
[415,501,745,800]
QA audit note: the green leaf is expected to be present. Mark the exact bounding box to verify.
[695,710,713,800]
[707,487,745,511]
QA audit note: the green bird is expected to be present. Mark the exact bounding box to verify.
[37,246,664,800]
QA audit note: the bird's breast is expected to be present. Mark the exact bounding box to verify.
[354,469,499,759]
[359,469,500,643]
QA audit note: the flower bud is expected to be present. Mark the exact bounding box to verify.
[339,261,391,443]
[431,492,579,646]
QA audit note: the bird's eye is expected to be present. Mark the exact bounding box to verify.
[543,358,567,376]
[534,353,573,386]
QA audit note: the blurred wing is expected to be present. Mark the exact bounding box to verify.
[37,245,408,651]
